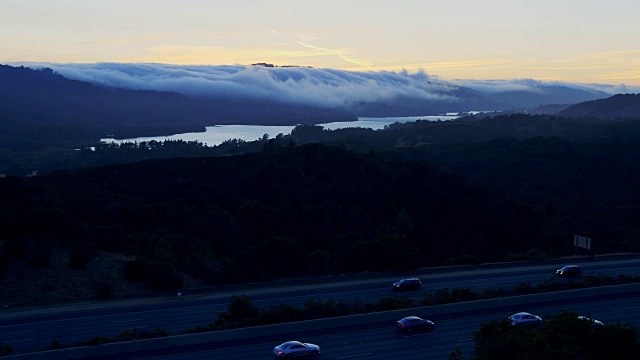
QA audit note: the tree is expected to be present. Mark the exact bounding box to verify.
[215,295,260,328]
[473,311,639,360]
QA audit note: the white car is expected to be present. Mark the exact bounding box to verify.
[578,316,604,327]
[273,341,320,358]
[509,312,542,326]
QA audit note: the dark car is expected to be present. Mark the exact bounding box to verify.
[392,278,422,292]
[396,316,435,333]
[273,341,320,358]
[556,265,582,277]
[509,312,543,326]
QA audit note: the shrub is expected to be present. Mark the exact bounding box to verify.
[258,303,303,325]
[373,296,414,311]
[441,254,482,266]
[2,238,29,260]
[96,283,112,300]
[29,248,51,269]
[145,262,184,291]
[138,328,168,340]
[68,249,95,269]
[123,259,148,282]
[447,347,466,360]
[511,281,535,295]
[214,295,262,330]
[303,298,351,318]
[473,311,640,360]
[81,336,113,346]
[504,248,551,262]
[481,287,507,299]
[0,344,13,356]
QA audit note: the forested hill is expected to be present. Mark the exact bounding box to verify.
[558,93,640,119]
[2,116,640,303]
[0,143,548,302]
[0,65,356,150]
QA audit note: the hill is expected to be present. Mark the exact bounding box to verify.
[484,85,607,110]
[558,93,640,119]
[0,65,356,151]
[2,114,640,305]
[0,143,546,304]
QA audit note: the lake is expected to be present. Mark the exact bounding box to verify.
[101,114,460,146]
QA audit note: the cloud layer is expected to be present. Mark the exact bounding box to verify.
[17,63,460,109]
[15,62,640,110]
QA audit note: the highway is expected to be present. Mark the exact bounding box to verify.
[141,294,640,360]
[2,256,640,355]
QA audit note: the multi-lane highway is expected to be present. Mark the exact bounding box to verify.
[141,294,640,360]
[2,255,640,356]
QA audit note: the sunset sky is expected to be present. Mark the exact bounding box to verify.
[2,0,639,86]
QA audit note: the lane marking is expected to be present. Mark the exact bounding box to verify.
[3,338,38,344]
[0,305,218,329]
[1,330,36,336]
[118,326,149,331]
[336,353,375,359]
[253,288,387,304]
[404,332,436,337]
[612,307,639,311]
[114,319,145,323]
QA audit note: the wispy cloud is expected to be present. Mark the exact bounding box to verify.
[297,42,372,69]
[17,62,457,108]
[560,49,640,62]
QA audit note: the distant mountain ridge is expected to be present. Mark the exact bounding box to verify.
[0,63,624,150]
[558,93,640,119]
[14,63,617,115]
[0,65,356,150]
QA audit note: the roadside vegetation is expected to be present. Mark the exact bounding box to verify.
[203,273,640,331]
[468,311,639,360]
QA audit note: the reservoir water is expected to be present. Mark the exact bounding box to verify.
[101,114,460,147]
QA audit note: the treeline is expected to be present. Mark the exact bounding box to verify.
[1,143,548,292]
[470,311,639,359]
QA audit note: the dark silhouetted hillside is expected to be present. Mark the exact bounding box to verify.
[558,93,640,119]
[2,115,640,304]
[527,104,572,115]
[489,85,607,110]
[0,65,356,150]
[0,143,548,303]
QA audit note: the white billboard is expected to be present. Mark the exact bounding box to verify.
[574,235,592,249]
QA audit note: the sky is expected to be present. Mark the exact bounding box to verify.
[1,0,640,86]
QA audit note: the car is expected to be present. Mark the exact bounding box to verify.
[578,316,604,328]
[509,312,543,326]
[273,341,320,358]
[556,265,582,277]
[392,278,422,292]
[396,316,435,333]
